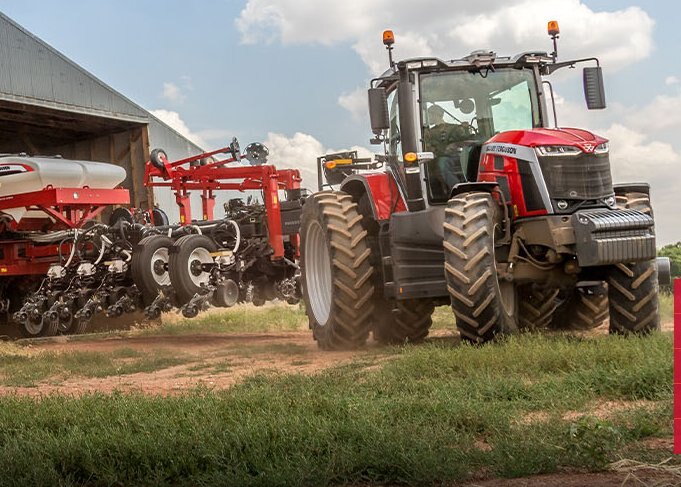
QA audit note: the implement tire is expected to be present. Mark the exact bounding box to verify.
[608,191,659,334]
[169,234,217,305]
[443,192,517,343]
[373,299,435,345]
[300,191,374,350]
[132,235,174,306]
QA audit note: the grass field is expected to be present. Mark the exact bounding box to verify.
[0,300,675,486]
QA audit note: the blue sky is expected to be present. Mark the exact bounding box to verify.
[0,0,679,244]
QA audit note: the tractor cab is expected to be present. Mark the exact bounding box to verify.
[365,30,606,213]
[393,61,542,203]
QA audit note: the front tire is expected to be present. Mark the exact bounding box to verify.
[443,192,517,343]
[300,191,374,350]
[608,191,659,334]
[608,262,659,334]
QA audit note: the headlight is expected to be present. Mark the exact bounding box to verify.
[535,145,582,157]
[593,142,609,154]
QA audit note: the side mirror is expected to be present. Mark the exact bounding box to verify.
[368,88,389,134]
[583,67,606,110]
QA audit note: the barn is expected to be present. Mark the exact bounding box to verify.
[0,12,204,218]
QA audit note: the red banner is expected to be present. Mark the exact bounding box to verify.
[674,279,681,454]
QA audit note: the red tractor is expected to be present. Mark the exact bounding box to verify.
[300,24,670,349]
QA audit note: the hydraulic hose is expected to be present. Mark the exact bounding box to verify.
[64,230,79,268]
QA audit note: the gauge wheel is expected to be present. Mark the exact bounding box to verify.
[150,148,168,169]
[169,234,218,305]
[132,235,174,306]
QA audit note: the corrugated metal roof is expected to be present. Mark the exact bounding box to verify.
[0,12,148,122]
[0,12,206,155]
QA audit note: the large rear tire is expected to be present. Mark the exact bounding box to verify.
[518,286,560,331]
[372,299,435,345]
[169,234,218,305]
[608,191,660,334]
[300,191,374,350]
[132,235,174,306]
[551,288,608,331]
[443,192,517,343]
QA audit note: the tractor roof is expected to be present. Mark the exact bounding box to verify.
[374,50,554,85]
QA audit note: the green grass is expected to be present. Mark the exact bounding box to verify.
[0,347,187,387]
[140,303,308,336]
[431,305,455,330]
[659,291,674,323]
[0,332,672,486]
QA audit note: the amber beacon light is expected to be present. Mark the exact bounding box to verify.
[382,30,395,46]
[547,20,560,36]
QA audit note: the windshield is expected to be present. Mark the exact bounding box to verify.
[419,68,541,202]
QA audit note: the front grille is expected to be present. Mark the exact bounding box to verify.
[538,153,613,200]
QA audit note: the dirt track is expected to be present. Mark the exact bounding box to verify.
[0,329,400,396]
[0,319,672,397]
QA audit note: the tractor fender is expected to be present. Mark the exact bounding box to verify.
[340,173,406,221]
[613,182,650,196]
[449,181,499,199]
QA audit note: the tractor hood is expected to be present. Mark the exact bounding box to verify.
[487,128,608,154]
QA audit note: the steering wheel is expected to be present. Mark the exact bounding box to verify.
[467,117,479,135]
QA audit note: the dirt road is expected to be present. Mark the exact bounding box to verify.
[0,328,403,396]
[0,317,672,397]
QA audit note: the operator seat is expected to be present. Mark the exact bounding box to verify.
[423,122,469,200]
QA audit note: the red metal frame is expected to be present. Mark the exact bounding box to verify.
[0,185,130,275]
[0,187,130,230]
[144,145,302,260]
[0,241,71,276]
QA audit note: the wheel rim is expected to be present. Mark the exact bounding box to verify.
[493,221,516,319]
[305,221,332,326]
[187,247,212,288]
[150,247,170,286]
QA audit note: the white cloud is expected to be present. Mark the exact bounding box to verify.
[264,132,372,190]
[150,109,206,148]
[665,75,679,86]
[196,129,239,146]
[624,93,681,132]
[601,124,680,245]
[161,82,185,103]
[602,124,679,182]
[237,0,654,74]
[338,88,367,122]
